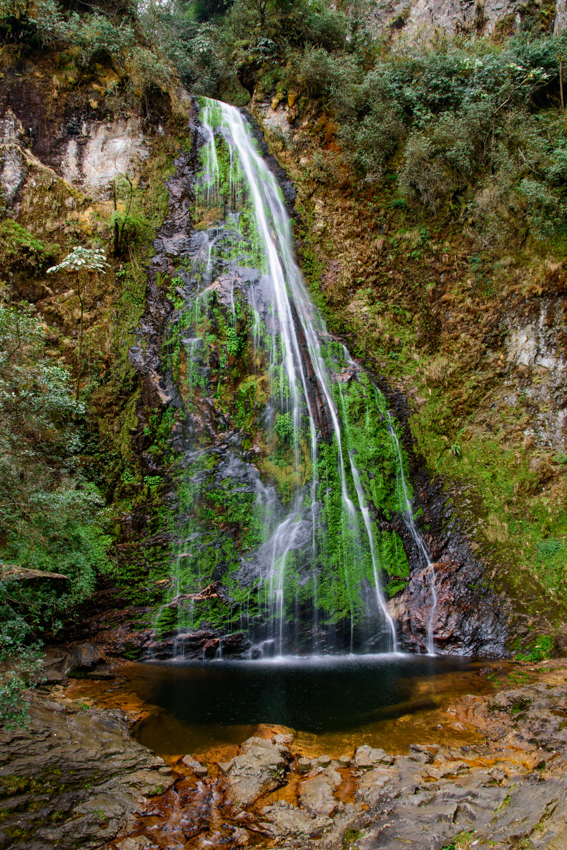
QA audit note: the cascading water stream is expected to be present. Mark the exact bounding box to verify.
[153,97,434,657]
[385,411,437,654]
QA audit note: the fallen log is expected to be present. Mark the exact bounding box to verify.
[166,582,223,608]
[1,565,69,581]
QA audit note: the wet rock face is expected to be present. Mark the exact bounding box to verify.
[0,697,174,850]
[390,549,508,656]
[374,377,508,657]
[42,642,114,683]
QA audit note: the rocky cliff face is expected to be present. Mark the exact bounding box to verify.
[372,0,557,37]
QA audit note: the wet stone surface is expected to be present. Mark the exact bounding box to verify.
[5,662,567,849]
[0,696,173,850]
[100,660,567,850]
[222,736,290,807]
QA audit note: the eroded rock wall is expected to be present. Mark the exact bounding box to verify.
[372,0,557,37]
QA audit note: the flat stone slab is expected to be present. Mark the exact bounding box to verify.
[355,766,397,806]
[354,745,394,769]
[180,755,208,776]
[262,801,333,838]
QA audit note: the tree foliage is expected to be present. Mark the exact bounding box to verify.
[0,298,110,725]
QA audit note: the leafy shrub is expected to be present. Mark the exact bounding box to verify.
[400,133,450,210]
[298,45,334,96]
[518,177,566,237]
[301,2,347,51]
[0,300,110,723]
[0,614,42,728]
[0,220,57,273]
[0,0,174,105]
[0,0,66,47]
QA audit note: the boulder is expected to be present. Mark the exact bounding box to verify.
[224,736,290,807]
[299,766,342,817]
[353,745,394,770]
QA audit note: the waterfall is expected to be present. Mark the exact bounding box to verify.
[154,97,434,657]
[385,411,437,654]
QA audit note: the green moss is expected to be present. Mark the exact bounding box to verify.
[0,219,57,273]
[155,605,178,637]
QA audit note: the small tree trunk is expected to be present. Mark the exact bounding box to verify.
[75,273,84,401]
[113,180,120,258]
[561,56,565,114]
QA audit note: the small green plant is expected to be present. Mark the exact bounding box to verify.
[441,832,476,850]
[496,794,512,813]
[225,326,244,358]
[274,411,294,444]
[343,828,361,847]
[517,634,553,663]
[507,671,530,685]
[47,247,110,400]
[111,175,154,258]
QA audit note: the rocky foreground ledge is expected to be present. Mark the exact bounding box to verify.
[3,661,567,850]
[0,698,175,850]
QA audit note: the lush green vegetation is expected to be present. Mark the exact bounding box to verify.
[2,0,566,244]
[0,297,111,725]
[305,36,567,252]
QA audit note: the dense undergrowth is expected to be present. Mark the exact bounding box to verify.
[1,0,567,721]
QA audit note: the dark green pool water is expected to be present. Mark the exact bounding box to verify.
[131,654,495,756]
